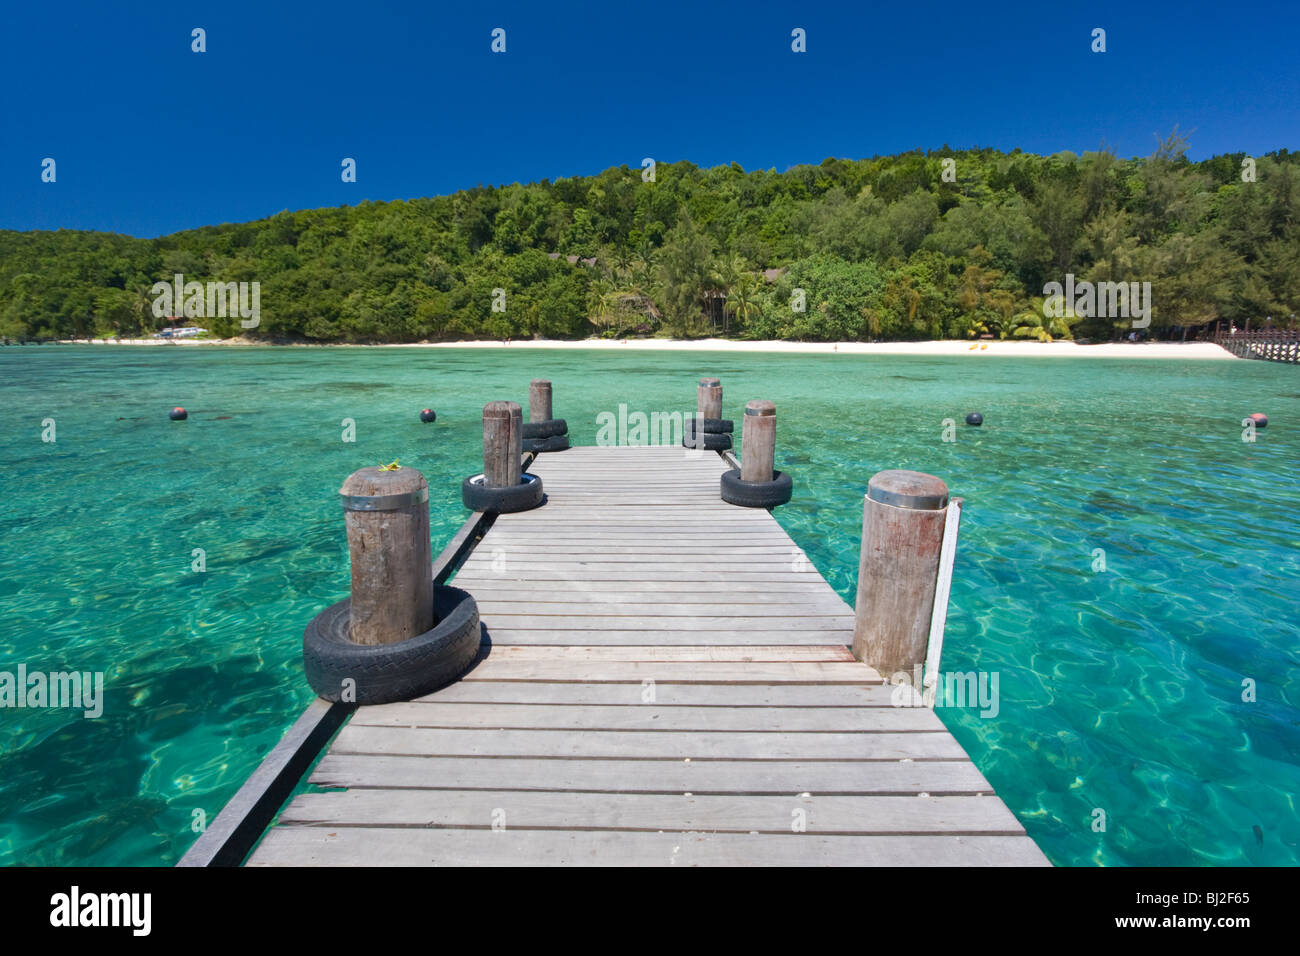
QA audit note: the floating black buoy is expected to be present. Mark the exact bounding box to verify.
[169,407,188,421]
[965,412,983,426]
[1248,413,1268,428]
[419,408,437,423]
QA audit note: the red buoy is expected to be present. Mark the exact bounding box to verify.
[169,407,188,421]
[1248,413,1268,428]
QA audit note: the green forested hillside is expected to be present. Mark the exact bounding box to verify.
[2,136,1296,343]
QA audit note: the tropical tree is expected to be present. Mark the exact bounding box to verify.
[726,271,764,331]
[654,215,716,336]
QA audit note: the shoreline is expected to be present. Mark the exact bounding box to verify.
[46,337,1236,359]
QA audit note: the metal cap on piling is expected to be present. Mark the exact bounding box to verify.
[338,466,434,646]
[697,377,722,420]
[851,470,950,679]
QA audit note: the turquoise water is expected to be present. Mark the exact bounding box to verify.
[0,345,1297,866]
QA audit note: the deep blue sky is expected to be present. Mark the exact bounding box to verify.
[3,1,1297,238]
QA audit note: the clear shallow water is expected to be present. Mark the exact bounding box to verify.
[0,345,1296,866]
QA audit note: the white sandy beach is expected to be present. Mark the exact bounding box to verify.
[56,337,1236,359]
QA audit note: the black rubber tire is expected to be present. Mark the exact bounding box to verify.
[303,585,481,704]
[523,434,570,453]
[720,468,793,509]
[521,418,567,439]
[684,417,734,435]
[461,472,545,513]
[681,431,733,451]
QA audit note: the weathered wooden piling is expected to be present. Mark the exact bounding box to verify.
[698,377,722,419]
[851,470,950,679]
[528,379,553,423]
[483,401,523,488]
[740,400,776,482]
[339,466,433,646]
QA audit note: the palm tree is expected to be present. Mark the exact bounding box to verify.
[727,272,763,330]
[131,282,161,337]
[610,246,635,281]
[707,253,756,331]
[634,241,658,288]
[984,289,1019,339]
[586,276,617,333]
[711,253,743,290]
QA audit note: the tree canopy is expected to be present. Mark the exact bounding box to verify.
[3,140,1296,343]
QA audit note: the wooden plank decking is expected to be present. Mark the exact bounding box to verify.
[248,445,1048,866]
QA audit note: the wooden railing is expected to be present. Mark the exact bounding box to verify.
[1215,328,1300,363]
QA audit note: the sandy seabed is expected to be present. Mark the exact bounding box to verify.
[56,337,1234,359]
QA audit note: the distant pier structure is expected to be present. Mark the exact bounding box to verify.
[1216,322,1300,363]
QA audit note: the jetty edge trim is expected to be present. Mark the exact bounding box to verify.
[340,486,429,512]
[175,454,526,868]
[922,497,964,704]
[175,697,350,867]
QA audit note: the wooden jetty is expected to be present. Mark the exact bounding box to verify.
[212,442,1047,867]
[1215,326,1300,363]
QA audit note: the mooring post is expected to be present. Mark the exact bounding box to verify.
[698,377,722,419]
[528,379,553,423]
[338,466,434,647]
[740,400,775,482]
[483,401,523,488]
[851,470,950,681]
